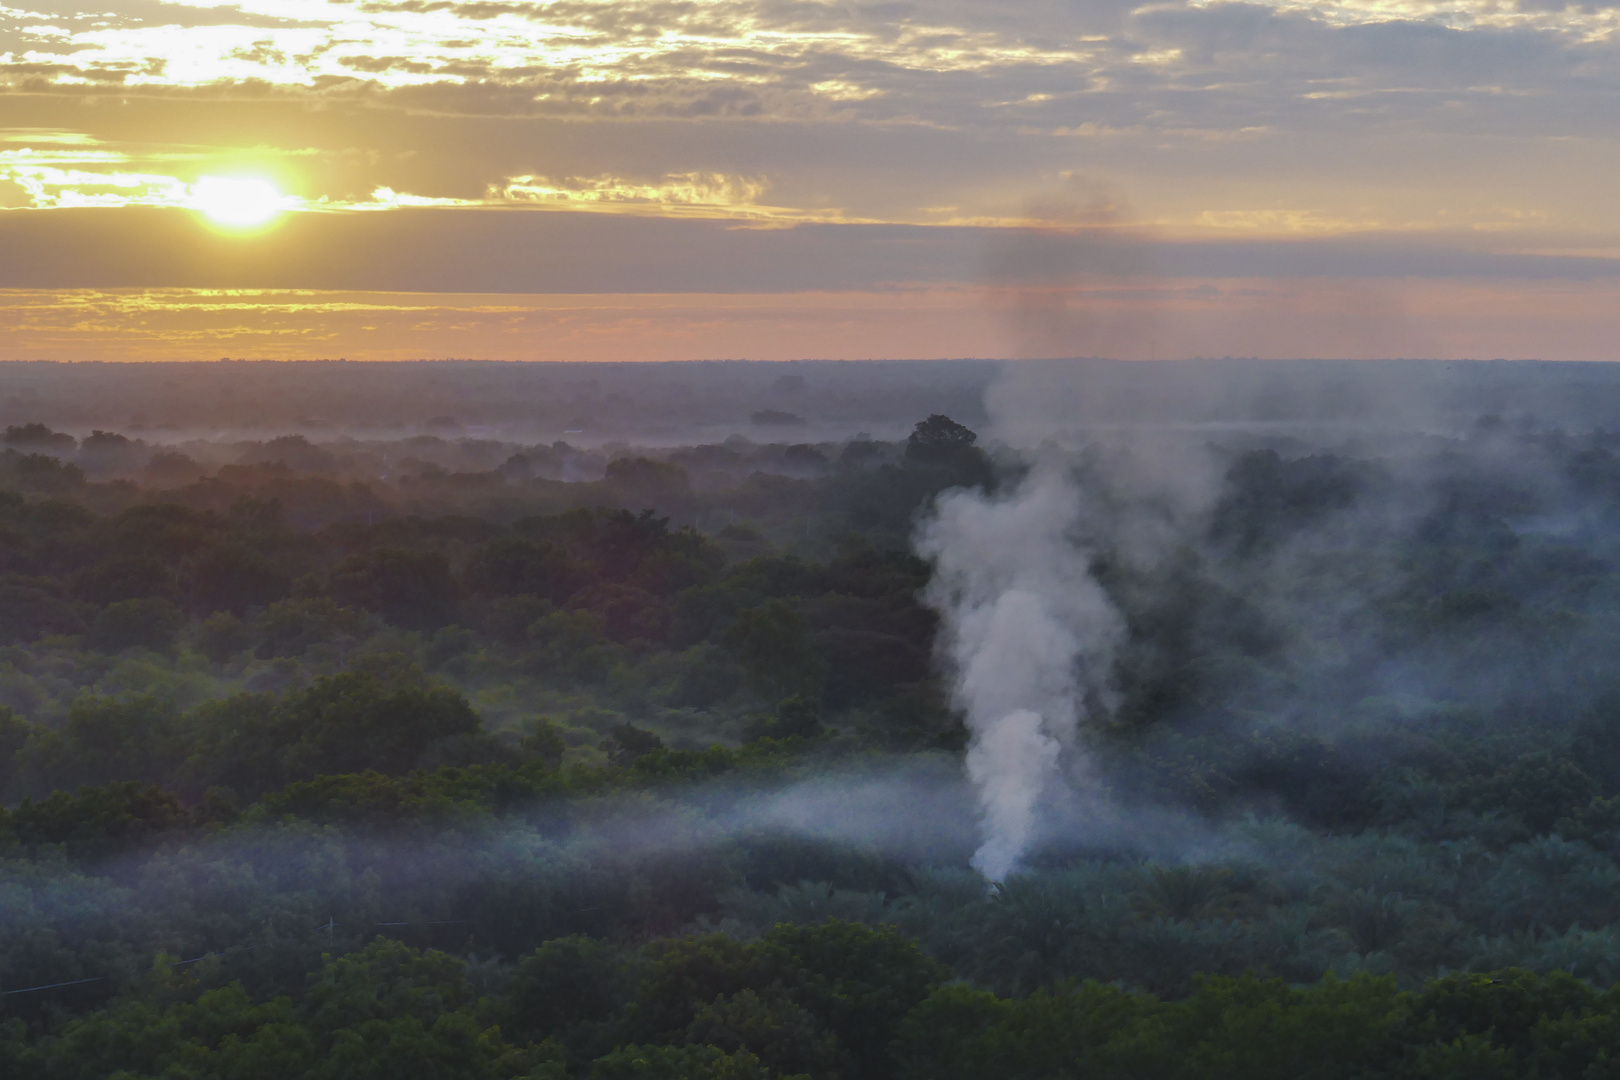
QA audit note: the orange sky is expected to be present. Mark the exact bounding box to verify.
[2,0,1618,361]
[6,277,1617,363]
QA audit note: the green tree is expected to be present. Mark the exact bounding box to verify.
[194,610,253,663]
[464,536,582,602]
[3,422,75,451]
[759,920,947,1079]
[183,690,285,797]
[601,723,665,767]
[22,694,187,789]
[0,706,36,801]
[526,607,614,684]
[253,596,374,658]
[589,1044,776,1080]
[182,543,292,615]
[0,582,87,644]
[87,596,184,653]
[4,780,187,861]
[684,989,842,1078]
[71,555,177,605]
[329,547,458,630]
[1396,969,1596,1065]
[904,414,975,460]
[1450,751,1600,834]
[724,601,823,701]
[506,936,645,1061]
[276,669,484,778]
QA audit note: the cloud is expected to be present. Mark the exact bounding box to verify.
[4,205,1620,294]
[2,0,1612,236]
[498,172,769,209]
[0,158,190,208]
[489,171,859,222]
[3,0,1607,138]
[0,147,824,222]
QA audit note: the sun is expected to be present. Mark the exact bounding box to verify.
[190,175,288,228]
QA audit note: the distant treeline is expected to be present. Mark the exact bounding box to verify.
[0,358,997,436]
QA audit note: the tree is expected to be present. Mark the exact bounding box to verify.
[685,990,841,1078]
[464,536,581,602]
[35,694,187,789]
[329,547,458,630]
[904,414,978,465]
[253,596,374,658]
[526,607,614,684]
[1397,969,1597,1065]
[182,544,291,615]
[6,452,85,493]
[588,1044,772,1080]
[0,582,87,644]
[71,555,177,605]
[667,644,743,708]
[723,600,823,701]
[3,423,75,452]
[194,610,253,663]
[3,781,188,861]
[519,719,569,768]
[184,691,283,796]
[601,723,665,767]
[758,920,948,1080]
[743,696,823,742]
[606,457,691,498]
[87,597,185,653]
[0,707,34,802]
[144,450,204,486]
[277,669,484,778]
[1449,751,1600,835]
[506,935,645,1058]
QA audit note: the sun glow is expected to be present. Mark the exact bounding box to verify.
[190,175,288,228]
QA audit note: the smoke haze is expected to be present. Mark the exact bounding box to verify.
[918,462,1125,880]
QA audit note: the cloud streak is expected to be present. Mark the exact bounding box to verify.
[4,274,1620,361]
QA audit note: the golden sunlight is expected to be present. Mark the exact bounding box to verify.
[189,175,288,228]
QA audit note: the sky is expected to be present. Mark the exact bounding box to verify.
[1,0,1618,361]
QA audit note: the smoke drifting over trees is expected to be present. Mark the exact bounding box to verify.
[12,358,1620,1076]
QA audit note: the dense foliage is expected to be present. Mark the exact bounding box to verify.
[12,406,1620,1076]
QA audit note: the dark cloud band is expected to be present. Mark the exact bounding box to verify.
[2,208,1616,293]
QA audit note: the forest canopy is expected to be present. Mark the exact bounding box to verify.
[11,360,1620,1077]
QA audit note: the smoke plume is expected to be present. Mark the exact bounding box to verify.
[918,461,1124,881]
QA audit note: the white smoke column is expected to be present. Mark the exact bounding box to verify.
[918,462,1124,881]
